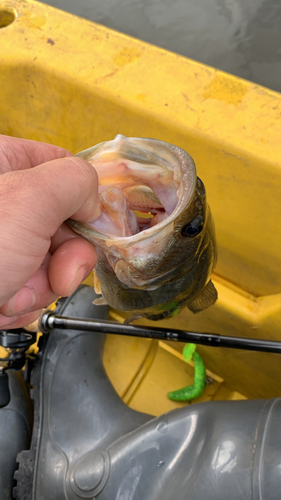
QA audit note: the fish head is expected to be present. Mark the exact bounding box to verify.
[67,135,217,316]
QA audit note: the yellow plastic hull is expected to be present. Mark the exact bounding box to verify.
[0,0,280,411]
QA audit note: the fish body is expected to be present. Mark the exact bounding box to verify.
[68,135,217,320]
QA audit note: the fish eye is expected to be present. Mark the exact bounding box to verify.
[196,177,206,197]
[181,216,204,237]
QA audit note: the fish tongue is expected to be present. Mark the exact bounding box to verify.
[123,185,164,212]
[91,186,139,237]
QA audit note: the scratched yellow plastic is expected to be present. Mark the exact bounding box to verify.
[0,0,280,408]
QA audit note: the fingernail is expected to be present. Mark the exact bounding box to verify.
[68,266,88,296]
[6,286,37,316]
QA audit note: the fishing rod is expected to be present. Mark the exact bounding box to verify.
[24,309,281,354]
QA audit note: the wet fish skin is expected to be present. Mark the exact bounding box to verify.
[67,136,217,320]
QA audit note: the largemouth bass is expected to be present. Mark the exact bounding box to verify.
[68,135,217,321]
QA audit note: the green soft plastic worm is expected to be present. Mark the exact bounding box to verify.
[168,343,206,401]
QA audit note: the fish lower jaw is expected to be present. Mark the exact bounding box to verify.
[107,255,192,291]
[113,263,161,290]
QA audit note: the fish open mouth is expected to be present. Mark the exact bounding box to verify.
[83,136,186,239]
[69,136,197,289]
[91,184,173,237]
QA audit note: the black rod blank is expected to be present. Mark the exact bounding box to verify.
[40,311,281,354]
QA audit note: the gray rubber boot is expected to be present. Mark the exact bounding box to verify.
[14,285,152,499]
[0,370,32,500]
[14,285,281,499]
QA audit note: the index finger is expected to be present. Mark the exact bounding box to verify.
[0,134,72,174]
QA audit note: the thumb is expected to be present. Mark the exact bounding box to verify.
[0,156,99,305]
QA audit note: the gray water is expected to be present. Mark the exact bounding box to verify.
[43,0,281,92]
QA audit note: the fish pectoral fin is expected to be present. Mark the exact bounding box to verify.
[188,280,218,314]
[93,296,108,306]
[93,274,108,305]
[93,272,102,295]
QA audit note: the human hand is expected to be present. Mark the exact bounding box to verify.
[0,135,100,329]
